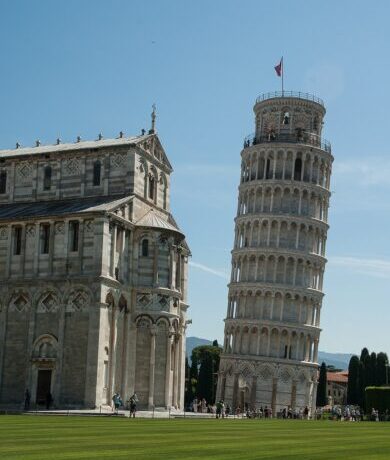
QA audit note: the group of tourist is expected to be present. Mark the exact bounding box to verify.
[24,388,53,411]
[112,392,138,417]
[314,405,390,422]
[190,399,311,420]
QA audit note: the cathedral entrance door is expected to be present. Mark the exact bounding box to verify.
[36,369,52,405]
[239,387,250,411]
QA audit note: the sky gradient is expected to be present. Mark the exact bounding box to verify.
[1,1,389,356]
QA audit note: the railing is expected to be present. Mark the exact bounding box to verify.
[243,131,331,153]
[255,91,324,107]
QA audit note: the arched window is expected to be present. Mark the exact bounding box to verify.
[160,174,168,210]
[294,158,302,181]
[148,175,155,200]
[141,239,149,257]
[265,158,271,179]
[0,170,6,194]
[93,160,101,186]
[43,166,52,191]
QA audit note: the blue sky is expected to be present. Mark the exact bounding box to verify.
[1,1,389,355]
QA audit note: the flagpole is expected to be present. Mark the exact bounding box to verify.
[281,56,284,95]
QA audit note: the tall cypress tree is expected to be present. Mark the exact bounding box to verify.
[376,352,389,386]
[347,355,360,404]
[184,357,193,406]
[358,358,366,409]
[192,342,221,403]
[360,348,369,362]
[368,352,377,387]
[196,354,214,402]
[190,354,199,381]
[316,362,328,407]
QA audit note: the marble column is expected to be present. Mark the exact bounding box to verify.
[148,326,157,408]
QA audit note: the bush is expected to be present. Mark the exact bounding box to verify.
[365,386,390,414]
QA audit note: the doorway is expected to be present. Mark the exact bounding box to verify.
[36,369,52,405]
[239,387,250,411]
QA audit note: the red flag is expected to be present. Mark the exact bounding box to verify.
[274,58,282,77]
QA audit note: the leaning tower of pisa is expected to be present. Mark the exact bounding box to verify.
[216,91,333,416]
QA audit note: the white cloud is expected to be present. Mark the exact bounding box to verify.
[334,159,390,186]
[329,256,390,279]
[189,261,230,280]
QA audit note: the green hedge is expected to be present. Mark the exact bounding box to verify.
[365,386,390,413]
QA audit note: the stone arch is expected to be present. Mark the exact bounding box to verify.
[32,333,58,359]
[65,287,91,313]
[258,363,274,382]
[8,291,31,313]
[36,290,61,313]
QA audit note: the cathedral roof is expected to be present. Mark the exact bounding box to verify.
[0,135,147,158]
[0,133,173,171]
[135,208,184,236]
[0,195,131,221]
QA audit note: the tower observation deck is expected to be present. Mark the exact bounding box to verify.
[216,91,333,416]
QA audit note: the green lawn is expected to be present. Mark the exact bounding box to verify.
[0,416,389,459]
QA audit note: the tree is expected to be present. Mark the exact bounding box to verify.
[190,354,199,381]
[358,358,366,409]
[184,354,199,406]
[347,355,360,405]
[184,357,193,407]
[197,353,214,402]
[191,341,222,404]
[360,348,369,362]
[376,352,389,386]
[316,362,328,407]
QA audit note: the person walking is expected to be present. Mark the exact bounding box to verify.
[24,389,30,411]
[216,400,221,419]
[129,393,138,418]
[112,392,122,414]
[45,392,53,410]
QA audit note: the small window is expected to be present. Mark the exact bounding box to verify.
[148,176,155,200]
[69,221,79,252]
[0,171,7,194]
[93,161,101,186]
[41,224,50,254]
[43,166,52,191]
[13,226,22,255]
[141,239,149,257]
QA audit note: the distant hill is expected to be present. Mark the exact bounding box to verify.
[317,351,353,370]
[186,337,352,370]
[186,336,213,359]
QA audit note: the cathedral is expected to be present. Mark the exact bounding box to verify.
[0,115,190,409]
[216,91,333,415]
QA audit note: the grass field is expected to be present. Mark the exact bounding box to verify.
[0,416,389,459]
